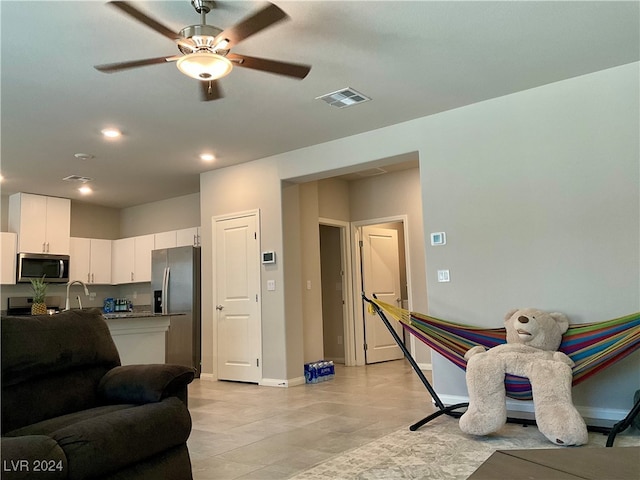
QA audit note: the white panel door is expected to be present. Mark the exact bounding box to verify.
[361,226,404,363]
[215,213,261,382]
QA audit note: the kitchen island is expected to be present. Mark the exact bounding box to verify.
[103,312,173,366]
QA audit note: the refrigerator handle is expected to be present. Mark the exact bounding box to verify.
[162,267,170,315]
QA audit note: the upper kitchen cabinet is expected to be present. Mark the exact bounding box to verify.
[111,234,154,284]
[154,230,177,250]
[176,227,201,247]
[154,227,201,249]
[1,232,17,285]
[8,193,71,255]
[70,237,112,284]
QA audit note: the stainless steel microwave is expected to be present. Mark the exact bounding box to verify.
[17,253,70,283]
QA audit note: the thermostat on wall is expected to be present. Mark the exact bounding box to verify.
[430,232,446,246]
[262,251,276,264]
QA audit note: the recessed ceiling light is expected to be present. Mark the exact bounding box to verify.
[74,153,95,160]
[200,153,215,162]
[101,128,121,138]
[78,185,93,195]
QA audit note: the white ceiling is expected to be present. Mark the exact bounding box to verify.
[1,1,638,209]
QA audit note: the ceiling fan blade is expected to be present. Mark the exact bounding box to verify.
[200,80,223,101]
[108,1,184,43]
[227,54,311,79]
[217,2,289,47]
[94,55,180,73]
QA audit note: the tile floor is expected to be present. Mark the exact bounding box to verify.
[187,360,436,479]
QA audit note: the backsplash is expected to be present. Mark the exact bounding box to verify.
[0,282,152,313]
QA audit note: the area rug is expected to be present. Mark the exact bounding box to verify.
[290,417,640,480]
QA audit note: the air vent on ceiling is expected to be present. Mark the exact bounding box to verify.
[63,175,93,183]
[316,87,371,108]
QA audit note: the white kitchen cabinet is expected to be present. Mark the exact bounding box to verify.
[154,231,177,249]
[176,227,200,247]
[111,234,154,284]
[70,237,112,284]
[1,232,17,285]
[134,234,154,282]
[8,193,71,254]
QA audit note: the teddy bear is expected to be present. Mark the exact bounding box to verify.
[458,308,588,446]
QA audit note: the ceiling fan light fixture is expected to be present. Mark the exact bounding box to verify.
[176,52,233,80]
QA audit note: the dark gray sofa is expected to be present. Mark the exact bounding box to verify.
[1,308,195,480]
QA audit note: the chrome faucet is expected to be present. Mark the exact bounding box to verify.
[64,280,90,311]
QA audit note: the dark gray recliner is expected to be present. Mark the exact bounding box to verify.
[1,308,195,480]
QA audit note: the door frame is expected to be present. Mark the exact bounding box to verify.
[212,209,262,382]
[318,218,356,366]
[351,215,414,366]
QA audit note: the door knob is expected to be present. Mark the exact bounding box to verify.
[216,305,224,311]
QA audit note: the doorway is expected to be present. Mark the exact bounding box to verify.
[319,218,355,365]
[355,218,409,364]
[214,211,262,383]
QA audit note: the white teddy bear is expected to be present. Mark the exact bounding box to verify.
[458,308,588,446]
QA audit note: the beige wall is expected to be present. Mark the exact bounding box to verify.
[200,63,639,418]
[298,182,324,363]
[70,201,121,239]
[318,178,350,221]
[119,192,200,237]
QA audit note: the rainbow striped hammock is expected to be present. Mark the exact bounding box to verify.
[364,296,640,443]
[366,297,640,401]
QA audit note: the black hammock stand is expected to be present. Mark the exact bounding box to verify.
[362,294,639,447]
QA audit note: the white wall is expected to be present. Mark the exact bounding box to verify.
[200,63,639,418]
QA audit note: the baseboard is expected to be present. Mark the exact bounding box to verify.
[260,376,306,388]
[438,394,629,421]
[198,373,216,382]
[324,356,345,364]
[417,362,432,371]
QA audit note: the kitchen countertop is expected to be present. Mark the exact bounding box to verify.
[102,311,184,319]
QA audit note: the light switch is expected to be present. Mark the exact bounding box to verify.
[267,280,276,291]
[437,270,450,282]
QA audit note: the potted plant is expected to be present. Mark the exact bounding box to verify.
[30,275,48,315]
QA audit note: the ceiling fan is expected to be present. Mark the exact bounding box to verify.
[94,0,312,101]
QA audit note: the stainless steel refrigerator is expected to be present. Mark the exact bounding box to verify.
[151,246,201,377]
